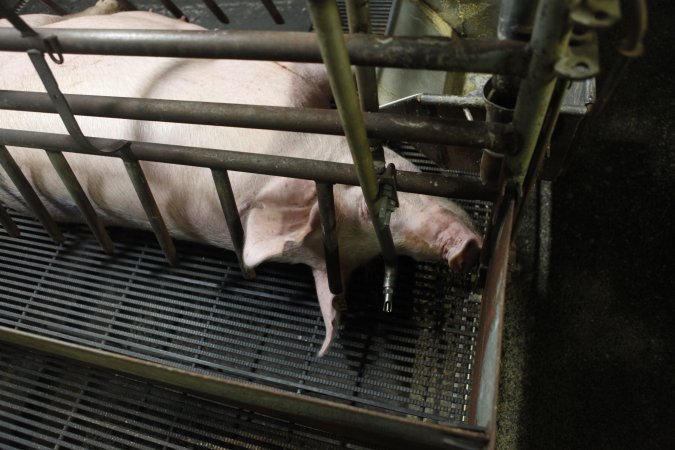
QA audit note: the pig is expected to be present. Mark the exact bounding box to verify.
[0,11,482,356]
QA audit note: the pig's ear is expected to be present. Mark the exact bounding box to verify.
[242,179,319,268]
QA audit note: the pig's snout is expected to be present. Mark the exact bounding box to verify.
[448,238,481,272]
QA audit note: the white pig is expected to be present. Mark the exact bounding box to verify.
[0,11,482,355]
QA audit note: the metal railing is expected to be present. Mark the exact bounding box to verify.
[0,0,621,447]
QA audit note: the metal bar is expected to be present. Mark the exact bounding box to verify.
[0,144,64,244]
[260,0,285,24]
[306,0,398,312]
[0,129,497,201]
[26,50,126,154]
[121,157,178,266]
[504,0,573,188]
[0,327,488,450]
[0,28,530,75]
[211,169,254,279]
[346,0,379,111]
[0,90,508,150]
[513,79,569,236]
[315,183,342,295]
[346,0,384,168]
[158,0,186,19]
[45,151,115,256]
[201,0,230,24]
[0,4,37,36]
[467,200,513,446]
[38,0,68,15]
[0,202,20,237]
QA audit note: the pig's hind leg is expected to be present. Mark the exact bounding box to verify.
[312,268,343,357]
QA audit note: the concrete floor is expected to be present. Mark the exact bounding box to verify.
[497,2,675,448]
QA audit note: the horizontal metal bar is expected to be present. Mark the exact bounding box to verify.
[0,28,530,75]
[0,90,507,150]
[0,129,497,201]
[0,327,488,450]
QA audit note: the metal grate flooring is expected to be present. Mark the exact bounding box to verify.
[0,345,375,449]
[0,192,488,418]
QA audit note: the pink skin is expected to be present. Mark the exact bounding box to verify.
[0,11,483,357]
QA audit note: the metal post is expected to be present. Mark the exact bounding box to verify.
[122,156,178,266]
[0,144,64,244]
[346,0,384,168]
[306,0,398,311]
[201,0,230,24]
[315,183,342,295]
[0,202,20,238]
[504,0,574,188]
[211,169,254,279]
[46,151,115,255]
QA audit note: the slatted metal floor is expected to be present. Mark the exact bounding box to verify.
[0,127,491,446]
[0,345,377,449]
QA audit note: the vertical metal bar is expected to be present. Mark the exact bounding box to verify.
[345,0,384,169]
[0,201,20,237]
[158,0,187,19]
[306,0,397,310]
[201,0,230,24]
[504,0,574,188]
[45,151,115,255]
[122,157,178,266]
[513,79,569,235]
[0,145,64,244]
[211,169,254,279]
[260,0,285,24]
[315,183,342,295]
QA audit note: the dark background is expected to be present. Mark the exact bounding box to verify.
[498,0,675,448]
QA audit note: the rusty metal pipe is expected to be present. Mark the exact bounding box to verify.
[0,28,530,75]
[0,129,497,200]
[0,90,508,150]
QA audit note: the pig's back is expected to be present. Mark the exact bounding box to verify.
[0,11,331,145]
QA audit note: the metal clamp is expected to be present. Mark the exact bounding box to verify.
[554,29,600,80]
[377,163,399,228]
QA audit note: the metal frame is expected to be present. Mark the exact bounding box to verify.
[0,0,615,447]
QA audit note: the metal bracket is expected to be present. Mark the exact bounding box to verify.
[554,29,600,80]
[570,0,621,29]
[377,163,399,228]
